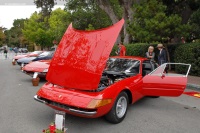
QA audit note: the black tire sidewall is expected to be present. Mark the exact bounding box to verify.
[105,91,129,124]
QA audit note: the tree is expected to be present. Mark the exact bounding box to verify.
[189,8,200,40]
[48,8,71,43]
[4,19,28,47]
[162,0,200,24]
[36,0,140,44]
[23,12,52,49]
[34,0,55,18]
[96,0,143,44]
[65,0,112,30]
[23,9,70,49]
[128,0,191,43]
[0,27,6,46]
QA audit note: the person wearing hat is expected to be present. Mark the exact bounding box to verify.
[157,43,167,65]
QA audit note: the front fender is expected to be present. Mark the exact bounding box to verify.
[99,74,143,105]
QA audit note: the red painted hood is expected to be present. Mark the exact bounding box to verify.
[23,60,51,72]
[13,54,28,60]
[46,19,124,90]
[13,52,41,60]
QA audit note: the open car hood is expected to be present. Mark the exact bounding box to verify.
[46,19,124,90]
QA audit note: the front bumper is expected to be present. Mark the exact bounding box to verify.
[34,83,113,118]
[34,95,97,116]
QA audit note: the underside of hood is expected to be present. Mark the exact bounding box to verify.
[46,19,124,90]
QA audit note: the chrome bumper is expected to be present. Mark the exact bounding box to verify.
[34,95,97,116]
[34,95,47,104]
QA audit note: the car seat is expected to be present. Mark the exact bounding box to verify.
[142,63,152,76]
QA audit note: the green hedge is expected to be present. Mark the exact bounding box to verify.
[174,43,200,76]
[111,43,177,62]
[111,43,200,76]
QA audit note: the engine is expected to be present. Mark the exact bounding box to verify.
[97,71,128,91]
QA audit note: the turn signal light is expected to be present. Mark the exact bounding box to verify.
[87,99,112,109]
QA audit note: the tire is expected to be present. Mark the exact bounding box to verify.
[105,91,128,124]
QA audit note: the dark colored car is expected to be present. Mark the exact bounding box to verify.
[32,51,54,61]
[18,48,28,53]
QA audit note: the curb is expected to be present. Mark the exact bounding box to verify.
[187,83,200,91]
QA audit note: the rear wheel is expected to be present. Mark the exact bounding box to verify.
[105,91,128,124]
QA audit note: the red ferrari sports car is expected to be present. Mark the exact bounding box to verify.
[34,19,191,123]
[22,60,51,78]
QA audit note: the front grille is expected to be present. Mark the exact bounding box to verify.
[39,97,96,113]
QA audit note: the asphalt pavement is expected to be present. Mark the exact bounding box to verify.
[0,57,200,133]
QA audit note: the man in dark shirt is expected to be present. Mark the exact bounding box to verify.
[157,43,167,65]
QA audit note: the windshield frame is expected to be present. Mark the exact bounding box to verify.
[106,58,141,74]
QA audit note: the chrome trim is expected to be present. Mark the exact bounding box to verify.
[34,95,47,104]
[34,95,97,116]
[149,63,191,77]
[69,108,97,116]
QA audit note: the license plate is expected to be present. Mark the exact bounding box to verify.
[21,63,24,67]
[33,72,39,79]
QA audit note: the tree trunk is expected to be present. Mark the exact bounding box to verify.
[96,0,121,44]
[120,0,141,44]
[181,5,193,24]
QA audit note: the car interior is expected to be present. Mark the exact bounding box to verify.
[142,60,154,77]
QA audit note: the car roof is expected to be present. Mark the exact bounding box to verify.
[110,56,147,61]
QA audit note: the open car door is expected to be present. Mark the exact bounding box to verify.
[142,63,191,96]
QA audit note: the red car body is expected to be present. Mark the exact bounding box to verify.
[34,19,191,123]
[13,51,43,61]
[22,60,51,78]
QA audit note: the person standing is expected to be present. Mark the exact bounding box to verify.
[157,43,167,65]
[145,46,155,62]
[3,47,8,59]
[115,43,126,56]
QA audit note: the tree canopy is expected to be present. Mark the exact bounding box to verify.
[2,0,200,49]
[0,27,6,46]
[22,8,70,49]
[4,19,28,47]
[128,0,191,43]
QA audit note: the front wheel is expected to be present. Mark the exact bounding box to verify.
[105,91,128,124]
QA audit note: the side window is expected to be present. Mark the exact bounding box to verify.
[150,63,191,77]
[150,64,166,76]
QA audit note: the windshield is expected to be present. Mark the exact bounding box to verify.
[106,58,140,72]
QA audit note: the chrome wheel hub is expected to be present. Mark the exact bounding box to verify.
[116,96,127,118]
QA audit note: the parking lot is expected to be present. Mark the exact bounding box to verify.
[0,57,200,133]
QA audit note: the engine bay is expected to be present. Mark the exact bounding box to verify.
[97,70,137,92]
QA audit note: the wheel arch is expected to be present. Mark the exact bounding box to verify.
[122,89,132,104]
